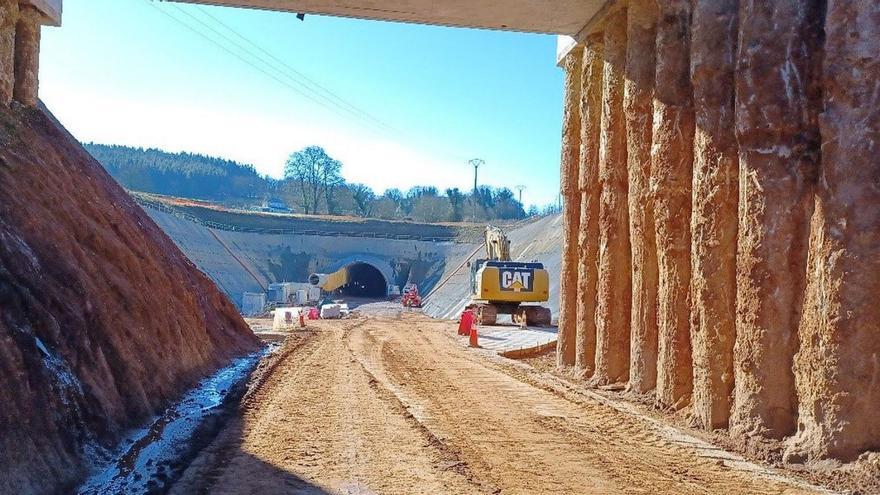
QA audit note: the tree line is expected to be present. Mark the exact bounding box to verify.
[86,143,558,222]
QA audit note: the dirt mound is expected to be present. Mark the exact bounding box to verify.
[0,104,260,494]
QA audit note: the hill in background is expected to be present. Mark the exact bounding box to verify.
[83,143,269,204]
[85,143,552,223]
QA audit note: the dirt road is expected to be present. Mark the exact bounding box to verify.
[172,313,819,494]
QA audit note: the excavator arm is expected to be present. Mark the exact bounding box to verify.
[485,226,511,261]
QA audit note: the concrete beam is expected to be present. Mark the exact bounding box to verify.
[171,0,605,36]
[23,0,59,26]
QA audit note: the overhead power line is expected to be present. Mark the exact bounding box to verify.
[141,0,470,162]
[158,1,391,132]
[191,5,386,129]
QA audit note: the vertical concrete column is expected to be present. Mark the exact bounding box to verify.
[556,45,583,369]
[593,7,630,386]
[652,0,695,409]
[575,34,604,377]
[0,0,17,105]
[787,0,880,463]
[731,0,822,439]
[13,4,40,106]
[624,0,659,394]
[689,0,739,430]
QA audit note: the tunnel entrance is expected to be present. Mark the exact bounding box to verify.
[338,263,387,298]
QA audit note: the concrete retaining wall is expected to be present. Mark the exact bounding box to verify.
[145,206,563,319]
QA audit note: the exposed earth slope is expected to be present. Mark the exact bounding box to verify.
[0,105,260,494]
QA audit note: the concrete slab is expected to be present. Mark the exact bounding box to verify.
[460,325,558,356]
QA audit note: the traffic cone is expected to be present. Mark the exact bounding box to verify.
[469,322,479,348]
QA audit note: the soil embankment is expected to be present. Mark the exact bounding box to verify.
[0,104,260,494]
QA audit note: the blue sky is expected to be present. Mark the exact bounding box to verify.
[40,0,564,208]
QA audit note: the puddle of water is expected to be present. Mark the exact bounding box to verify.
[77,348,269,495]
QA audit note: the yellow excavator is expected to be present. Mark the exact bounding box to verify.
[468,226,552,326]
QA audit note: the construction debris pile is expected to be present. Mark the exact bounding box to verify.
[555,0,879,463]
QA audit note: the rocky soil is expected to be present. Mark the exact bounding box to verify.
[0,104,260,494]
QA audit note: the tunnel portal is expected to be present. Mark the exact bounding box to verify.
[338,262,387,298]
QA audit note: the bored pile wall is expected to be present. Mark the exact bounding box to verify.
[559,0,880,461]
[145,204,565,321]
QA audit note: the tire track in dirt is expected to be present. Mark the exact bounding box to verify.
[172,314,827,495]
[171,319,476,495]
[348,314,819,495]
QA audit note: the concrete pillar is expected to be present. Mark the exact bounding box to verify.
[556,45,583,369]
[689,0,738,430]
[13,4,40,106]
[624,0,659,394]
[0,0,17,105]
[593,7,630,386]
[786,0,880,463]
[574,34,603,377]
[652,0,695,409]
[731,0,822,440]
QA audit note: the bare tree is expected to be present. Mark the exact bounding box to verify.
[350,183,376,217]
[283,146,342,214]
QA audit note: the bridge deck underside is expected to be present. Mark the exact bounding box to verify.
[169,0,606,35]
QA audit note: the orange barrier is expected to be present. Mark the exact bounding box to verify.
[459,310,474,336]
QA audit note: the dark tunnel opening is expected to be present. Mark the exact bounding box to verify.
[338,263,387,298]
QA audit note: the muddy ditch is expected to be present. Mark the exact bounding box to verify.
[76,345,277,495]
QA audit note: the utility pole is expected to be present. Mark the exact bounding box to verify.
[515,185,526,205]
[469,158,484,221]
